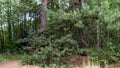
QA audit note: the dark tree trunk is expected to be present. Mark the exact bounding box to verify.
[0,26,5,50]
[69,0,88,47]
[7,6,12,41]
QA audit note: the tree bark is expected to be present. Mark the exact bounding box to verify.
[0,26,5,50]
[96,20,100,48]
[7,5,12,41]
[40,0,48,31]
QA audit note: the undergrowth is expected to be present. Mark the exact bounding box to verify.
[0,53,27,62]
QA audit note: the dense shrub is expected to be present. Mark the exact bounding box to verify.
[23,10,79,65]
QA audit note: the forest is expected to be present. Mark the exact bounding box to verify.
[0,0,120,68]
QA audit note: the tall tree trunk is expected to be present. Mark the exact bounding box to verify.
[78,0,88,47]
[40,0,48,31]
[1,26,4,50]
[11,15,14,39]
[7,5,12,41]
[23,13,27,37]
[0,26,4,50]
[96,20,100,48]
[68,0,88,47]
[96,0,101,49]
[0,28,2,50]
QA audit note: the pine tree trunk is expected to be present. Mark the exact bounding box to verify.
[40,0,48,31]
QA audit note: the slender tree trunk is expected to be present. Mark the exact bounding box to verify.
[96,20,100,48]
[107,30,110,48]
[0,26,4,50]
[23,13,27,37]
[0,28,2,50]
[40,0,48,31]
[11,18,14,39]
[1,26,4,49]
[7,6,12,41]
[78,0,88,47]
[96,0,101,49]
[68,0,88,47]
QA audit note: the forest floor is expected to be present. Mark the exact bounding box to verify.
[0,60,40,68]
[0,54,119,68]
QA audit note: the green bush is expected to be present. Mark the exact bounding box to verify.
[23,10,79,65]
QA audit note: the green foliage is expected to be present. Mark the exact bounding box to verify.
[0,0,120,66]
[22,10,79,65]
[89,46,120,65]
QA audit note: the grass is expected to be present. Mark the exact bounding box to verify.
[0,53,119,68]
[82,60,100,68]
[0,54,101,68]
[0,53,27,62]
